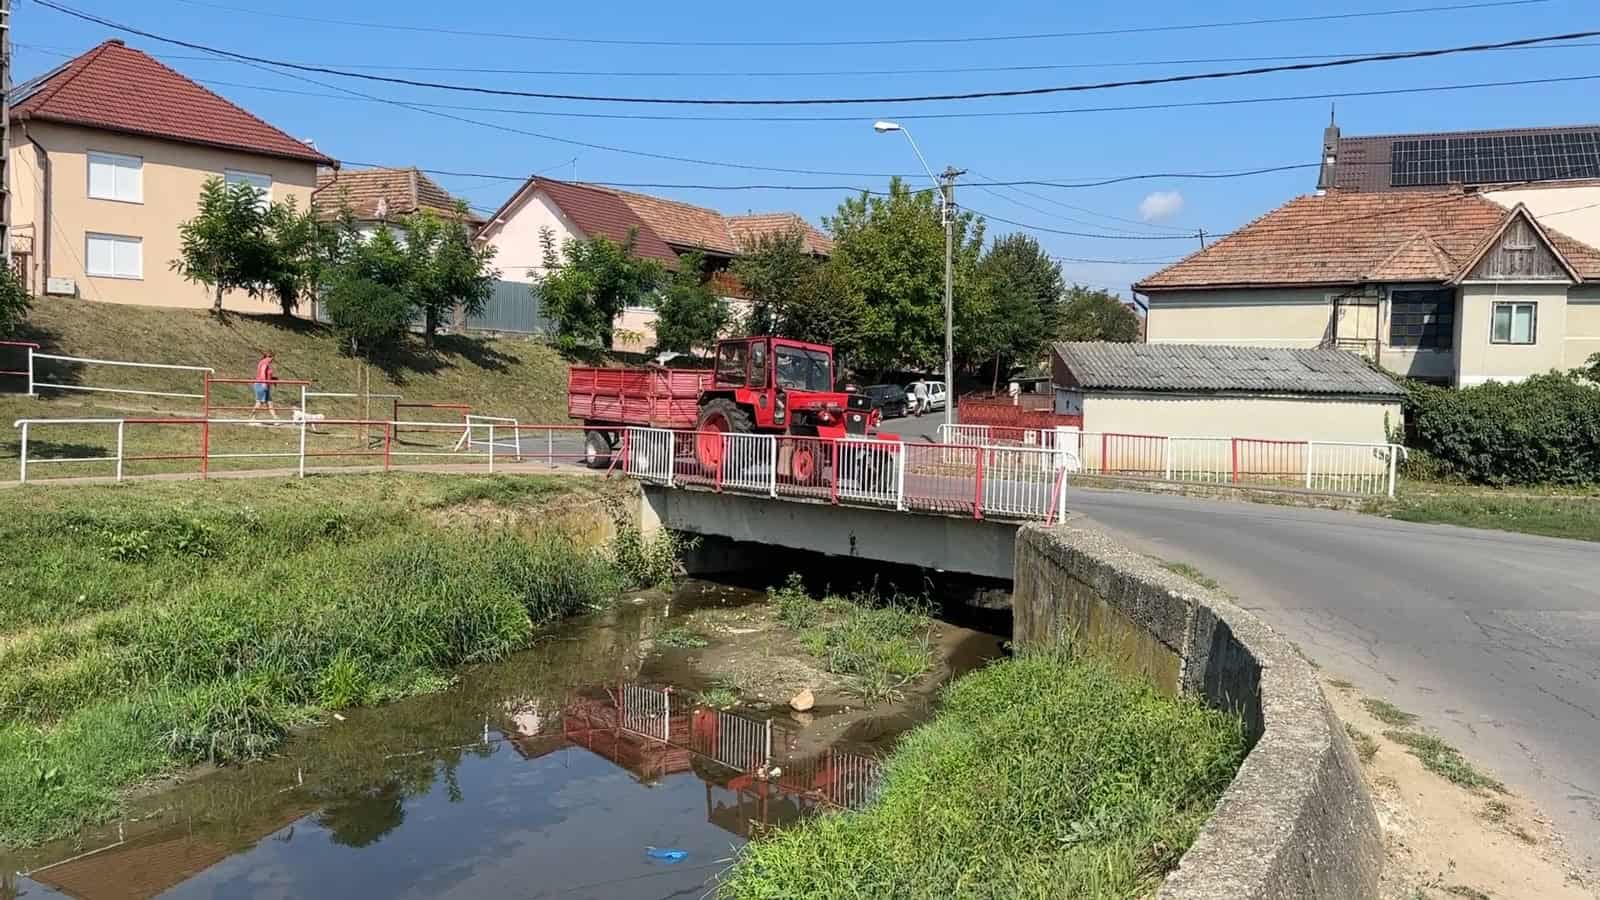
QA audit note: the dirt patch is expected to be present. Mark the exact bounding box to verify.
[1323,678,1595,899]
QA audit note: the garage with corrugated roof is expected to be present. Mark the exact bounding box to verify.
[1050,342,1404,443]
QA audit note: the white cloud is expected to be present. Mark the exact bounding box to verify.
[1138,190,1185,223]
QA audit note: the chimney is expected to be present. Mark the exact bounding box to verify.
[1316,106,1340,195]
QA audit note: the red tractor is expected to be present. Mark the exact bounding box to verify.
[568,336,885,482]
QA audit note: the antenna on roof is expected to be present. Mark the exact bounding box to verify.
[1329,102,1336,125]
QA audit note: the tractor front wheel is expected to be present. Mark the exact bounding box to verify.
[695,398,754,474]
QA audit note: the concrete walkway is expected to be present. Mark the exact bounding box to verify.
[1064,487,1600,868]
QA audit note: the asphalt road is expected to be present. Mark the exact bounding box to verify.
[1062,488,1600,868]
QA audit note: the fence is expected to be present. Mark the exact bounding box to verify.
[463,279,552,334]
[203,376,313,417]
[10,417,602,482]
[1014,430,1401,498]
[455,414,523,458]
[18,347,214,405]
[0,340,38,385]
[622,427,1070,522]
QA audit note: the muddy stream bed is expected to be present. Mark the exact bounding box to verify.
[1,577,1005,900]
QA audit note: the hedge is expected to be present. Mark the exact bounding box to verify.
[1402,373,1600,486]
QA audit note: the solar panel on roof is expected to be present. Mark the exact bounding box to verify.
[1391,131,1600,187]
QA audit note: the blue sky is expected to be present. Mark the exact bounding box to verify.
[14,0,1598,292]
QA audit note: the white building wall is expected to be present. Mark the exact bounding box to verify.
[1081,392,1401,444]
[477,189,585,284]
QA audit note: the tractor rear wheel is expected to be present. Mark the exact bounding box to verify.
[695,398,753,473]
[583,430,612,469]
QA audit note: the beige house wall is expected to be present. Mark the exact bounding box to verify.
[1144,288,1332,347]
[1081,392,1401,444]
[1567,285,1600,370]
[477,188,582,285]
[9,121,318,313]
[1454,282,1569,385]
[1485,184,1600,251]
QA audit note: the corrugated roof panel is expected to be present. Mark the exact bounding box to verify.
[1052,342,1404,397]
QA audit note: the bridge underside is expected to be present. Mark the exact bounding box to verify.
[640,485,1019,580]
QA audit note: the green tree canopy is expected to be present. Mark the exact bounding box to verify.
[1057,285,1142,343]
[171,177,277,314]
[404,205,499,344]
[731,228,817,335]
[652,251,729,353]
[536,227,663,350]
[0,266,30,337]
[824,178,985,374]
[964,233,1065,386]
[261,197,323,318]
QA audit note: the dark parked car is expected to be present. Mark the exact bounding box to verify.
[862,384,909,419]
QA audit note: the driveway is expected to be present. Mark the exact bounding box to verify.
[1063,488,1600,867]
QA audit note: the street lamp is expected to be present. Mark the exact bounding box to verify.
[874,120,957,428]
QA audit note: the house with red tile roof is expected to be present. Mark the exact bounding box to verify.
[312,166,483,235]
[6,40,336,312]
[1133,188,1600,386]
[476,175,830,350]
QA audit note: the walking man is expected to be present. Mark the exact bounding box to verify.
[911,378,928,417]
[252,350,277,420]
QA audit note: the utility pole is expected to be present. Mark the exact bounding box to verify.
[940,165,963,429]
[1,0,11,274]
[1197,228,1207,249]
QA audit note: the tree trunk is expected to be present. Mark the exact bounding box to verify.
[424,309,437,347]
[280,293,295,319]
[212,283,224,315]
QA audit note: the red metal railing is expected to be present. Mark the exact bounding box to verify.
[203,375,314,417]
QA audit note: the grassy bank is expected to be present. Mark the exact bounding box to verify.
[1371,483,1600,542]
[723,652,1246,899]
[1,298,593,481]
[0,474,658,847]
[771,575,935,702]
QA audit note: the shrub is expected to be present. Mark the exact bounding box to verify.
[0,265,31,336]
[1401,374,1600,486]
[322,275,414,359]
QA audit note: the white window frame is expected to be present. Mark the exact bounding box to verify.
[1490,301,1537,345]
[87,151,143,203]
[223,168,273,207]
[85,233,143,280]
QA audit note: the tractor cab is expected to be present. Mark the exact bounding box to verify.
[706,337,868,437]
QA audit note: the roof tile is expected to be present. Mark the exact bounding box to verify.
[1136,190,1600,291]
[11,40,334,165]
[313,167,482,223]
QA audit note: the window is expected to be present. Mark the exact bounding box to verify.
[775,345,832,391]
[1388,288,1454,350]
[224,169,272,206]
[748,341,767,388]
[716,341,748,386]
[85,233,142,279]
[87,151,142,203]
[1491,302,1537,344]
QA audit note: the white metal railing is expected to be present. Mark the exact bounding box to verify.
[299,389,403,415]
[621,684,670,742]
[832,436,903,508]
[719,432,776,494]
[456,414,523,458]
[26,350,214,401]
[625,427,677,485]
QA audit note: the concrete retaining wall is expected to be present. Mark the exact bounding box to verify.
[1013,524,1382,899]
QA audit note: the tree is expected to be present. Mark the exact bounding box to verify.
[322,227,416,360]
[261,197,323,318]
[403,204,498,344]
[0,266,30,336]
[731,228,816,334]
[652,251,729,353]
[172,177,275,314]
[778,261,871,368]
[1057,285,1142,342]
[824,178,984,374]
[536,227,663,350]
[968,234,1064,389]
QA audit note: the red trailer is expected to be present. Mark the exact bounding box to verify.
[568,336,882,472]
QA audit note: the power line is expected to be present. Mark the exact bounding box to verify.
[970,168,1195,234]
[160,0,1552,48]
[62,60,1600,126]
[21,36,1600,78]
[33,1,1600,106]
[969,209,1201,240]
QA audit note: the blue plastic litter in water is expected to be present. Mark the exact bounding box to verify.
[646,848,688,863]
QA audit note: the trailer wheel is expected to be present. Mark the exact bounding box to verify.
[695,398,753,473]
[583,430,612,469]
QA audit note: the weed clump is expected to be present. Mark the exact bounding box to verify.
[1383,730,1504,792]
[721,651,1247,899]
[1362,697,1419,727]
[769,576,934,702]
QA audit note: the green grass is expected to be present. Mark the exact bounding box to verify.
[1371,488,1600,543]
[1383,730,1505,792]
[696,684,740,710]
[656,625,710,649]
[0,474,666,847]
[721,651,1247,899]
[770,575,935,702]
[1,297,599,481]
[1345,724,1379,764]
[1361,697,1419,727]
[1158,560,1222,592]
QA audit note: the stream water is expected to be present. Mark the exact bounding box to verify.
[2,577,1006,900]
